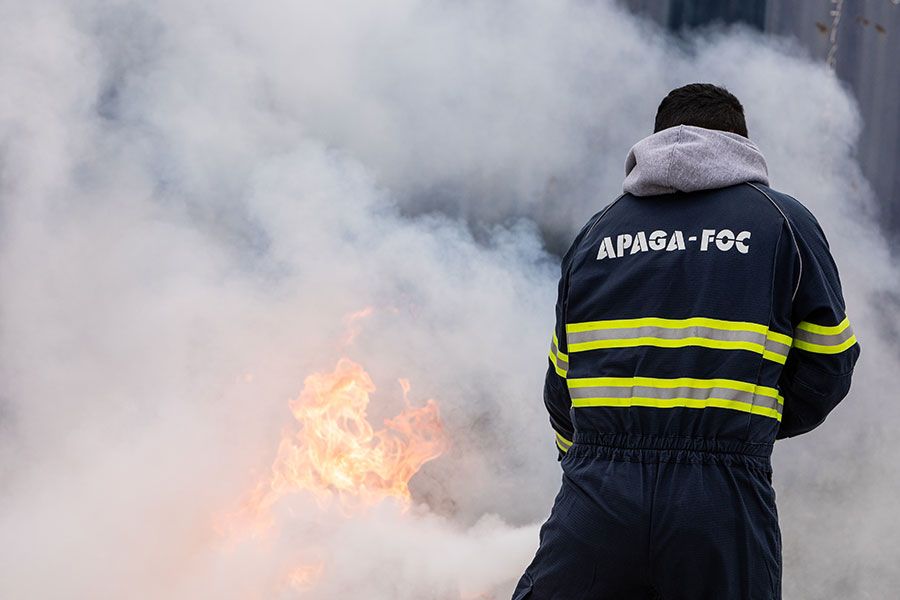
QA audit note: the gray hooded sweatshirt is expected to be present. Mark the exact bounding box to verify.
[622,125,769,197]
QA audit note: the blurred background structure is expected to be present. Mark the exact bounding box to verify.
[623,0,900,248]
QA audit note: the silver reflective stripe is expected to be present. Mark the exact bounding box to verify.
[567,326,766,346]
[794,325,855,347]
[764,337,791,355]
[566,320,792,364]
[550,337,569,371]
[766,338,791,363]
[568,384,782,414]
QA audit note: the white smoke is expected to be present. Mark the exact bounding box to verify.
[0,1,896,598]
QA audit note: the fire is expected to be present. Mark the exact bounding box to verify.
[340,307,375,347]
[286,562,325,591]
[233,357,448,529]
[219,315,450,594]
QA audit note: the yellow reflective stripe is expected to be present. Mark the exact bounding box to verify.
[565,317,791,365]
[566,376,780,398]
[796,317,850,336]
[550,351,567,378]
[555,432,573,453]
[550,331,568,377]
[569,397,782,421]
[762,350,788,364]
[767,331,793,346]
[792,317,857,354]
[568,337,766,354]
[566,316,769,335]
[566,376,784,420]
[793,334,858,354]
[551,332,568,361]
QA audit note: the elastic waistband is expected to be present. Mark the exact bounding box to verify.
[572,433,773,458]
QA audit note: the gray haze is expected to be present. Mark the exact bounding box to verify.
[0,1,897,598]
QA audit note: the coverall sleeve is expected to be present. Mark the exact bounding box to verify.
[777,207,860,439]
[546,282,573,458]
[546,214,602,458]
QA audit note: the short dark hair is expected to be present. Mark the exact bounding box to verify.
[654,83,748,137]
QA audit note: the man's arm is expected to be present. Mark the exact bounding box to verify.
[546,246,575,458]
[546,335,573,458]
[777,203,860,439]
[544,211,607,457]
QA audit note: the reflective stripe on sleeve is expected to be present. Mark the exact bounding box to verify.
[764,331,792,364]
[549,332,569,377]
[555,431,573,453]
[566,376,783,421]
[793,317,857,354]
[566,317,792,365]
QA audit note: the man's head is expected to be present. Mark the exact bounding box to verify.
[654,83,748,137]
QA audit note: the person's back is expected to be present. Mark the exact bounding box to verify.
[515,84,860,600]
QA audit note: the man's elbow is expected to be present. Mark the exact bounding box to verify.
[776,365,855,439]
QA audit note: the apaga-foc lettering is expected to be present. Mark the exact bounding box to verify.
[596,229,751,260]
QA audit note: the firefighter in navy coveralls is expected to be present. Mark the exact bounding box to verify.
[513,84,860,600]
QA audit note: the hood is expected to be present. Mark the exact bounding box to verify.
[622,125,769,197]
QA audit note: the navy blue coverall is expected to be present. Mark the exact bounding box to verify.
[513,182,860,599]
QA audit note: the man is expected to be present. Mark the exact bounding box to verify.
[513,84,860,600]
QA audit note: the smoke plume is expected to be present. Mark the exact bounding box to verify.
[0,1,896,598]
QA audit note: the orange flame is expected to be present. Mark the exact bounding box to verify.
[233,357,448,530]
[340,307,375,347]
[286,562,325,591]
[219,334,449,595]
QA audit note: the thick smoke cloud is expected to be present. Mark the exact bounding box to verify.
[0,1,896,598]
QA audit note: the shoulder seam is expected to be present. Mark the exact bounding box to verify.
[584,193,626,239]
[745,182,803,301]
[562,193,627,344]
